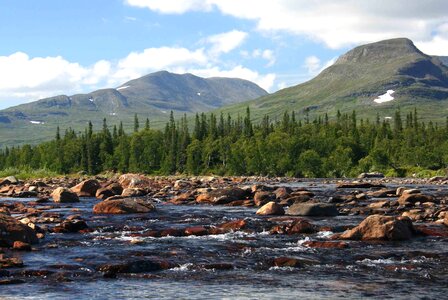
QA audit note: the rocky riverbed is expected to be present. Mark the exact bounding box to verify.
[0,174,447,299]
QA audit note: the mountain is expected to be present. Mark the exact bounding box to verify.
[0,71,267,146]
[219,38,448,123]
[434,56,448,67]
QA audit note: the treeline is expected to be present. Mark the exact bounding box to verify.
[1,108,448,177]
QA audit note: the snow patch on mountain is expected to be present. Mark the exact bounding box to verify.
[374,90,395,103]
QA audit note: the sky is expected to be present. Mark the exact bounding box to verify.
[0,0,447,109]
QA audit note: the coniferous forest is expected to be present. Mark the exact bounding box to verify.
[1,108,447,177]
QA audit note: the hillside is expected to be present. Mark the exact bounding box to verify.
[219,38,448,123]
[0,71,267,146]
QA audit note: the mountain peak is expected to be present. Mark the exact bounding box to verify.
[335,38,425,65]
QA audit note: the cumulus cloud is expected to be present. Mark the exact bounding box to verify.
[0,30,275,108]
[126,0,448,50]
[304,56,321,74]
[240,48,276,67]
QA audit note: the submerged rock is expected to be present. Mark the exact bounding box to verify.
[339,215,416,241]
[93,198,156,214]
[52,187,79,203]
[286,203,338,216]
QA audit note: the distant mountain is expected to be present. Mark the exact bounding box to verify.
[0,71,267,146]
[434,56,448,67]
[219,38,448,123]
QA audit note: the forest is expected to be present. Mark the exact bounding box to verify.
[1,108,447,178]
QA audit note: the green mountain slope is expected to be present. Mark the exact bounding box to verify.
[219,38,448,123]
[0,71,267,146]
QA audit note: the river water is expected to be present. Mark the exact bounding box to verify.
[1,181,447,299]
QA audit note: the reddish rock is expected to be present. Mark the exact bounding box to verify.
[253,191,276,206]
[398,193,435,206]
[0,214,38,246]
[339,215,416,241]
[217,219,247,231]
[256,202,285,216]
[286,202,338,216]
[53,220,88,233]
[0,256,23,268]
[414,225,448,237]
[159,228,185,237]
[71,179,100,197]
[184,226,208,236]
[52,187,79,203]
[96,183,123,200]
[93,198,156,214]
[271,218,317,235]
[196,188,250,205]
[274,187,292,199]
[302,241,348,249]
[272,257,303,268]
[121,188,146,197]
[118,174,149,189]
[12,241,32,251]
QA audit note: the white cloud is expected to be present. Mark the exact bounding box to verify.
[240,48,276,66]
[127,0,448,51]
[205,30,248,56]
[304,56,321,74]
[0,30,276,108]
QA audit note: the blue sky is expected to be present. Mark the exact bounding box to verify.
[0,0,447,109]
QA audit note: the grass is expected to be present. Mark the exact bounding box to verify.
[0,167,59,180]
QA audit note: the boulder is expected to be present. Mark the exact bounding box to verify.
[121,188,146,197]
[253,191,276,206]
[196,188,250,205]
[398,193,435,206]
[0,214,38,246]
[95,183,123,200]
[12,241,32,251]
[286,203,338,216]
[270,218,317,234]
[339,215,415,241]
[71,179,100,197]
[93,198,156,214]
[358,172,385,179]
[256,202,285,216]
[51,187,79,203]
[274,187,292,199]
[302,241,348,249]
[118,173,149,189]
[337,182,385,189]
[0,176,19,185]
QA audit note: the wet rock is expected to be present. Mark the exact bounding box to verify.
[274,187,292,199]
[98,259,169,276]
[272,257,304,268]
[414,225,448,237]
[339,215,416,241]
[96,183,123,200]
[200,263,234,270]
[358,172,385,179]
[253,191,276,206]
[121,188,146,197]
[118,173,149,189]
[71,179,100,197]
[0,279,26,285]
[398,193,435,206]
[270,218,317,234]
[302,241,348,249]
[170,192,195,204]
[51,187,79,203]
[401,209,424,221]
[0,256,23,268]
[337,182,385,189]
[12,241,32,251]
[256,202,285,216]
[286,203,338,216]
[184,226,208,236]
[368,200,390,209]
[159,228,185,237]
[53,219,88,233]
[0,214,38,246]
[196,188,250,205]
[217,219,247,231]
[93,198,156,214]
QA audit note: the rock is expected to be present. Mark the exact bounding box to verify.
[253,191,276,206]
[196,188,250,205]
[184,226,208,236]
[272,257,304,268]
[96,183,123,200]
[270,218,317,234]
[398,193,435,206]
[53,219,88,233]
[402,189,421,195]
[71,179,100,197]
[51,187,80,203]
[337,182,385,189]
[118,173,149,189]
[173,180,191,190]
[401,209,424,221]
[256,202,285,216]
[0,176,19,185]
[339,215,416,241]
[98,259,169,276]
[445,214,448,227]
[93,198,156,214]
[429,176,448,182]
[274,187,292,199]
[12,241,32,251]
[302,241,348,249]
[0,256,23,268]
[368,200,389,209]
[217,219,247,231]
[0,214,38,246]
[358,172,385,179]
[286,203,338,216]
[121,188,146,197]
